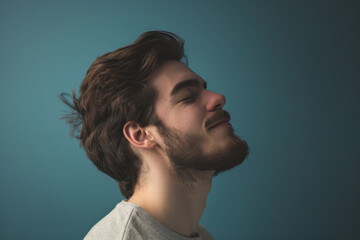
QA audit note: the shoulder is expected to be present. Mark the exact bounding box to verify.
[84,201,136,240]
[199,224,215,240]
[84,200,215,240]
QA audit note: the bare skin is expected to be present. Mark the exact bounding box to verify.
[128,155,214,237]
[124,61,229,237]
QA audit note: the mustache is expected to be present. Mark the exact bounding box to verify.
[205,110,231,129]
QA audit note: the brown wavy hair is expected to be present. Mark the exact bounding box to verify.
[59,31,186,199]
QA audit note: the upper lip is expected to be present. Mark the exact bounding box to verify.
[208,117,230,129]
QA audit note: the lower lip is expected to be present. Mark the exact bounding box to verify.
[211,122,232,129]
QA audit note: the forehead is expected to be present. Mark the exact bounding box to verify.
[152,60,201,99]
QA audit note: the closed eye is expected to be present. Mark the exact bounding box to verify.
[180,96,196,103]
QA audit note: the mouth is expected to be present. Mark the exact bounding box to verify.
[208,118,231,130]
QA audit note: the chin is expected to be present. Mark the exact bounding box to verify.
[206,135,249,173]
[183,133,248,175]
[159,122,249,179]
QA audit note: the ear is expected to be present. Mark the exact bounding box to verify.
[123,122,156,149]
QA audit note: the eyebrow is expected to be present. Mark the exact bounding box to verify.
[170,79,207,96]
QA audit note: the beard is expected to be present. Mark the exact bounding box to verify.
[155,111,249,182]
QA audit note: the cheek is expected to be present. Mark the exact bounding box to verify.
[170,107,205,131]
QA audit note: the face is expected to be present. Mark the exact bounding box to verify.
[151,61,248,179]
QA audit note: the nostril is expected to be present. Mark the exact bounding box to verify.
[214,103,222,110]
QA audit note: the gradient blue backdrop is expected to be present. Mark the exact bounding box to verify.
[1,0,359,239]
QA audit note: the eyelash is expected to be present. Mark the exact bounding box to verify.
[179,83,206,104]
[181,96,196,103]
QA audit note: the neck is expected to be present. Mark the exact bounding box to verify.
[128,168,213,237]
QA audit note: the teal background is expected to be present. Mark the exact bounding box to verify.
[1,0,359,239]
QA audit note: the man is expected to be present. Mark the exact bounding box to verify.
[60,31,249,239]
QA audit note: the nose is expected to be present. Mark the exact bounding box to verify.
[205,90,226,112]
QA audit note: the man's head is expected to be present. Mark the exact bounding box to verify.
[61,31,248,199]
[146,61,248,182]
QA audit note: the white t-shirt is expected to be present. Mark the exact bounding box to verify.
[84,200,214,240]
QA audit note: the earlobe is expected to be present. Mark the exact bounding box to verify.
[123,122,155,149]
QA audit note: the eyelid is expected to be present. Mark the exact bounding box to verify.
[179,95,196,103]
[175,83,205,104]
